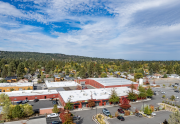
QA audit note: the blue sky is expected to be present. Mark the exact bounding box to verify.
[0,0,180,60]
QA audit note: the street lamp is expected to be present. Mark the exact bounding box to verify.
[96,106,97,115]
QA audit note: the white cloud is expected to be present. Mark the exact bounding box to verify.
[0,0,180,60]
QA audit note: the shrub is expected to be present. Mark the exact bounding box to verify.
[109,115,112,118]
[162,95,166,99]
[162,101,164,103]
[178,105,180,108]
[115,111,119,117]
[173,104,175,106]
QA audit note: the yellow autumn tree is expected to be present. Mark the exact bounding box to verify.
[22,104,34,116]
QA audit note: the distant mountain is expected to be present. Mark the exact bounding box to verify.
[0,51,125,62]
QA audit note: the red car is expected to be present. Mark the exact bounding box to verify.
[118,109,124,114]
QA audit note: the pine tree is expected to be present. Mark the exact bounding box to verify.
[64,99,73,110]
[79,67,86,79]
[52,104,59,113]
[17,63,25,77]
[94,63,101,76]
[109,89,120,105]
[8,61,16,76]
[146,87,153,97]
[1,65,8,78]
[88,62,94,78]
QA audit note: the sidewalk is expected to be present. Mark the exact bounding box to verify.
[5,118,46,124]
[70,99,151,112]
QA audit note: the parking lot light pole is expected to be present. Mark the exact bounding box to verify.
[143,102,144,112]
[96,106,97,115]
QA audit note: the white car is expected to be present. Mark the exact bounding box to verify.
[174,95,179,99]
[47,113,59,118]
[151,112,156,116]
[161,91,166,94]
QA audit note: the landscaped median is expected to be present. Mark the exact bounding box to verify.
[92,114,110,124]
[158,102,179,112]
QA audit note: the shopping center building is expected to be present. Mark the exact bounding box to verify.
[58,87,139,109]
[75,78,138,89]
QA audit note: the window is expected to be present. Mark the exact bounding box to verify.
[14,98,16,100]
[53,95,55,97]
[35,97,37,98]
[3,90,5,92]
[44,96,46,99]
[0,89,2,92]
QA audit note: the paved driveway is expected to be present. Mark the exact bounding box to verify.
[46,117,61,124]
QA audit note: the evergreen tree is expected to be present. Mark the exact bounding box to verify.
[8,61,16,76]
[88,62,94,77]
[1,65,8,78]
[94,63,101,76]
[17,63,25,77]
[64,99,73,110]
[164,74,167,78]
[79,67,86,79]
[150,68,153,76]
[146,87,153,97]
[52,104,59,113]
[109,89,120,105]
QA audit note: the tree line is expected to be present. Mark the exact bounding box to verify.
[1,51,180,81]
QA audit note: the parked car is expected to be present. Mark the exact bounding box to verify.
[118,109,124,114]
[151,112,156,116]
[174,90,179,93]
[17,100,22,104]
[52,100,57,105]
[34,99,39,102]
[172,85,175,87]
[154,92,157,95]
[22,99,28,104]
[33,109,39,114]
[50,98,54,101]
[51,121,61,124]
[175,83,179,86]
[102,108,111,116]
[47,113,59,118]
[73,116,81,120]
[161,91,166,94]
[135,113,142,117]
[174,95,179,99]
[117,116,125,121]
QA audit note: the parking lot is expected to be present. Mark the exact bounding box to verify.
[71,86,175,124]
[108,111,171,124]
[29,100,58,110]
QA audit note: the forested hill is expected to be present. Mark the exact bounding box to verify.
[0,51,124,62]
